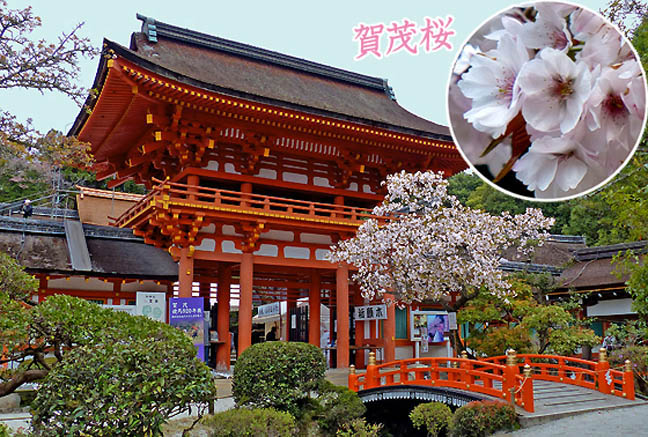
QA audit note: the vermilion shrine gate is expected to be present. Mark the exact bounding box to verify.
[69,15,466,368]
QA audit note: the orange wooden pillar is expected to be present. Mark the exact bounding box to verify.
[336,264,350,368]
[187,174,200,200]
[178,247,194,298]
[384,293,396,363]
[216,266,231,369]
[238,252,254,355]
[309,271,321,346]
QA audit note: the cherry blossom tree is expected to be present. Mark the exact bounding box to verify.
[0,1,97,199]
[328,171,554,311]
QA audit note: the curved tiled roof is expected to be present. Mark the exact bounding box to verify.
[0,216,177,279]
[71,14,450,140]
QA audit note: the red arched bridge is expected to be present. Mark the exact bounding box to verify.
[348,349,635,413]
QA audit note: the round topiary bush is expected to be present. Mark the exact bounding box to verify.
[232,341,326,416]
[200,408,296,437]
[409,401,453,437]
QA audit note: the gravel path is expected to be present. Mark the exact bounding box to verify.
[495,404,648,437]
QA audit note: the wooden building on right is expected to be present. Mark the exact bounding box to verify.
[551,241,646,338]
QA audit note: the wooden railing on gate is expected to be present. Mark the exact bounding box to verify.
[114,178,383,229]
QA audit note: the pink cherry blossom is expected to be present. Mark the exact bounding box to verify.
[458,33,530,138]
[328,171,554,304]
[517,48,592,134]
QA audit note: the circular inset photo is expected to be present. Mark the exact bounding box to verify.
[447,2,647,200]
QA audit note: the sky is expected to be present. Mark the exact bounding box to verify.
[3,0,612,135]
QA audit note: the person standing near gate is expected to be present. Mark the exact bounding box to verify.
[22,199,33,218]
[266,325,278,341]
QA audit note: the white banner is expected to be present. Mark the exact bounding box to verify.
[257,301,281,317]
[354,304,387,321]
[136,291,166,323]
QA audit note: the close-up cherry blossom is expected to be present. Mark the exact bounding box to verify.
[448,1,647,200]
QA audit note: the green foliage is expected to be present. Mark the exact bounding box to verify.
[232,341,327,417]
[0,251,218,437]
[465,183,573,234]
[336,418,383,437]
[613,252,648,320]
[304,380,366,436]
[465,325,534,357]
[450,401,518,437]
[409,402,453,437]
[447,172,482,206]
[31,330,216,436]
[0,423,9,437]
[459,273,600,356]
[200,408,296,437]
[606,321,647,347]
[0,253,38,301]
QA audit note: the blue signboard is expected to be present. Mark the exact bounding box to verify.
[169,297,205,361]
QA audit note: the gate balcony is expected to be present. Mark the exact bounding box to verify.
[113,179,380,234]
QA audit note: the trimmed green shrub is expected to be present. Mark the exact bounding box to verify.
[200,408,296,437]
[410,402,453,437]
[306,380,366,435]
[31,336,217,437]
[450,401,518,437]
[336,418,383,437]
[233,341,326,416]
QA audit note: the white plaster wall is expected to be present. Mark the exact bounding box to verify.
[587,298,636,316]
[300,233,332,244]
[48,276,113,291]
[284,246,310,259]
[222,240,242,254]
[261,230,294,242]
[203,160,219,171]
[315,249,331,261]
[195,238,216,251]
[120,281,167,292]
[222,225,242,236]
[200,224,216,233]
[256,168,277,179]
[254,244,279,257]
[313,177,332,188]
[282,172,308,184]
[224,163,241,174]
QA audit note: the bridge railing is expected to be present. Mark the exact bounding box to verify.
[480,349,635,400]
[349,351,535,412]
